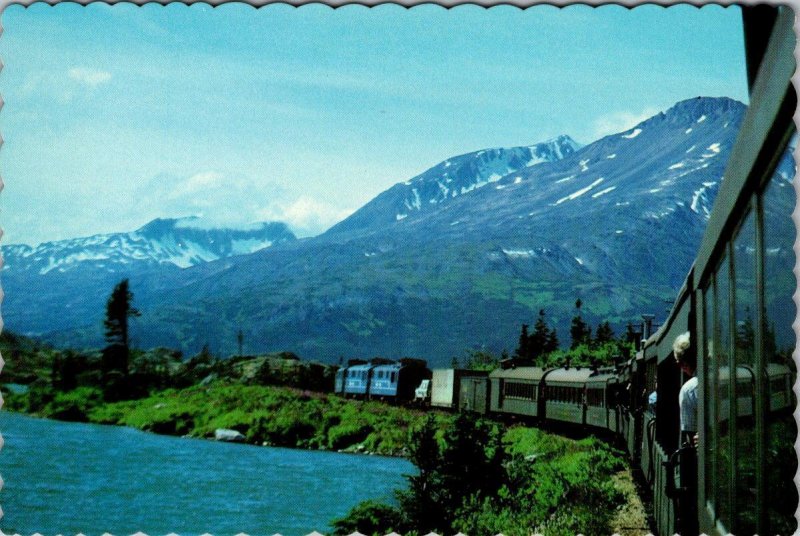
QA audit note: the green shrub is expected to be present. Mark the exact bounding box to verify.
[328,423,373,450]
[45,387,103,422]
[331,500,406,536]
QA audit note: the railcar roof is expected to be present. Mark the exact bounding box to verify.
[347,364,374,372]
[545,367,597,383]
[372,363,402,371]
[585,373,618,384]
[489,366,546,380]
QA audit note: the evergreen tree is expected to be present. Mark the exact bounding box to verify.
[514,324,531,361]
[396,414,444,532]
[397,412,504,534]
[102,279,140,400]
[595,321,615,344]
[104,279,140,350]
[530,310,549,359]
[545,327,560,354]
[569,299,591,349]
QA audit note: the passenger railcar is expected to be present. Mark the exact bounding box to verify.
[585,371,619,432]
[541,367,593,425]
[489,366,545,418]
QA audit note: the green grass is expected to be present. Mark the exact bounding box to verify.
[20,381,450,456]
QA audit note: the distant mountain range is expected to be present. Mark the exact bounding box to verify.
[6,96,788,368]
[3,217,296,274]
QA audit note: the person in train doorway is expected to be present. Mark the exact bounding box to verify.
[673,331,699,535]
[674,332,698,444]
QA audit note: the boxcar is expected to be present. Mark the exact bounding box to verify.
[431,369,459,408]
[431,369,489,410]
[460,373,491,414]
[489,367,546,418]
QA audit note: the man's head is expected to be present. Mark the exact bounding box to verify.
[673,331,696,375]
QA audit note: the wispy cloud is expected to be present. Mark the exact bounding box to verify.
[68,67,112,86]
[258,196,354,237]
[590,107,661,141]
[166,171,224,199]
[130,171,353,238]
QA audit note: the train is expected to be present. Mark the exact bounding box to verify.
[334,7,796,535]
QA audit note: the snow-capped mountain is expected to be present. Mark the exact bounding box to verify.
[6,96,779,368]
[2,217,296,275]
[327,135,582,237]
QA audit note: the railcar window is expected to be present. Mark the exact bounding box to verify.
[733,210,757,533]
[587,388,604,407]
[702,286,716,517]
[714,254,732,530]
[391,372,397,383]
[504,381,535,400]
[761,140,798,536]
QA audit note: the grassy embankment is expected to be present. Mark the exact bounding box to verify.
[4,382,447,456]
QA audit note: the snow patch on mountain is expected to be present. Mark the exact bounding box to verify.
[591,186,617,198]
[690,181,718,217]
[622,128,642,139]
[554,177,604,205]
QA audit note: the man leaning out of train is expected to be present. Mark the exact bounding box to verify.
[674,332,698,447]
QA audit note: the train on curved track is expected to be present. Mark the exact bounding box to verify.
[336,8,797,535]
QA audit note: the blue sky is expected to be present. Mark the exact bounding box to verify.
[0,3,748,244]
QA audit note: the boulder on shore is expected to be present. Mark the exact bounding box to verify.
[215,428,246,442]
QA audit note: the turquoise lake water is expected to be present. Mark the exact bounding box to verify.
[0,412,413,536]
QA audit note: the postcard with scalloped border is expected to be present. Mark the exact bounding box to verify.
[0,3,796,536]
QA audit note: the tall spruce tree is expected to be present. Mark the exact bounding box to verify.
[530,310,549,359]
[545,327,560,354]
[104,279,140,350]
[102,279,140,399]
[514,324,531,361]
[569,299,592,349]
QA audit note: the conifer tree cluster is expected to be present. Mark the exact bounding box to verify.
[511,300,637,368]
[513,309,559,363]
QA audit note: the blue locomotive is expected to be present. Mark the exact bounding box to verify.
[335,358,431,401]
